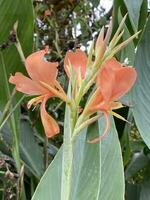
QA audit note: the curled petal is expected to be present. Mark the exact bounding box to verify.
[25,49,58,85]
[88,112,110,144]
[40,96,59,138]
[64,49,87,79]
[9,72,48,95]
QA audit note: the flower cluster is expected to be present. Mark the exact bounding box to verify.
[9,18,137,142]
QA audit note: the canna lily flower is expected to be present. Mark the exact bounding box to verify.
[64,48,87,80]
[85,58,137,143]
[9,48,68,138]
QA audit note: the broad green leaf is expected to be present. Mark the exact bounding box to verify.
[123,0,143,32]
[132,17,150,149]
[113,0,147,40]
[31,147,63,200]
[31,117,124,200]
[20,120,44,177]
[97,117,125,200]
[0,0,34,106]
[0,0,34,169]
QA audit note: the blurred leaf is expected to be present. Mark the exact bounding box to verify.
[138,0,148,32]
[0,0,34,106]
[0,0,34,169]
[140,180,150,200]
[120,110,133,166]
[126,180,150,200]
[132,17,150,149]
[123,0,144,32]
[118,10,135,65]
[126,183,140,200]
[0,117,44,178]
[20,119,44,177]
[125,151,149,179]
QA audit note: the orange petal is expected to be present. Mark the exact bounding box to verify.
[25,49,58,85]
[40,96,59,138]
[97,58,122,89]
[97,59,116,101]
[111,67,137,100]
[9,72,49,95]
[85,88,104,113]
[97,58,137,101]
[64,49,87,79]
[88,112,110,143]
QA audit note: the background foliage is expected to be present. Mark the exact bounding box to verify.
[0,0,150,199]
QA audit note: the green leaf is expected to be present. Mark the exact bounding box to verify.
[20,120,44,177]
[126,180,150,200]
[0,0,34,169]
[125,152,149,179]
[97,117,125,200]
[132,17,150,149]
[0,0,34,106]
[123,0,144,32]
[118,10,135,65]
[0,117,44,178]
[31,116,124,200]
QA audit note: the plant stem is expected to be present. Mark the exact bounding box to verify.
[61,84,74,200]
[61,136,73,200]
[44,136,48,170]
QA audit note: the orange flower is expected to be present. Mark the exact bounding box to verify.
[9,48,68,138]
[86,58,137,143]
[64,49,87,79]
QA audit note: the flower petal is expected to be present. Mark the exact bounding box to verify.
[111,67,137,100]
[97,58,137,101]
[64,49,87,79]
[40,96,59,138]
[25,49,58,85]
[97,58,118,101]
[9,72,49,95]
[85,88,104,114]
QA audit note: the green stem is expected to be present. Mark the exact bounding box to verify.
[0,88,16,125]
[61,136,73,200]
[0,95,25,131]
[61,84,74,200]
[0,51,20,171]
